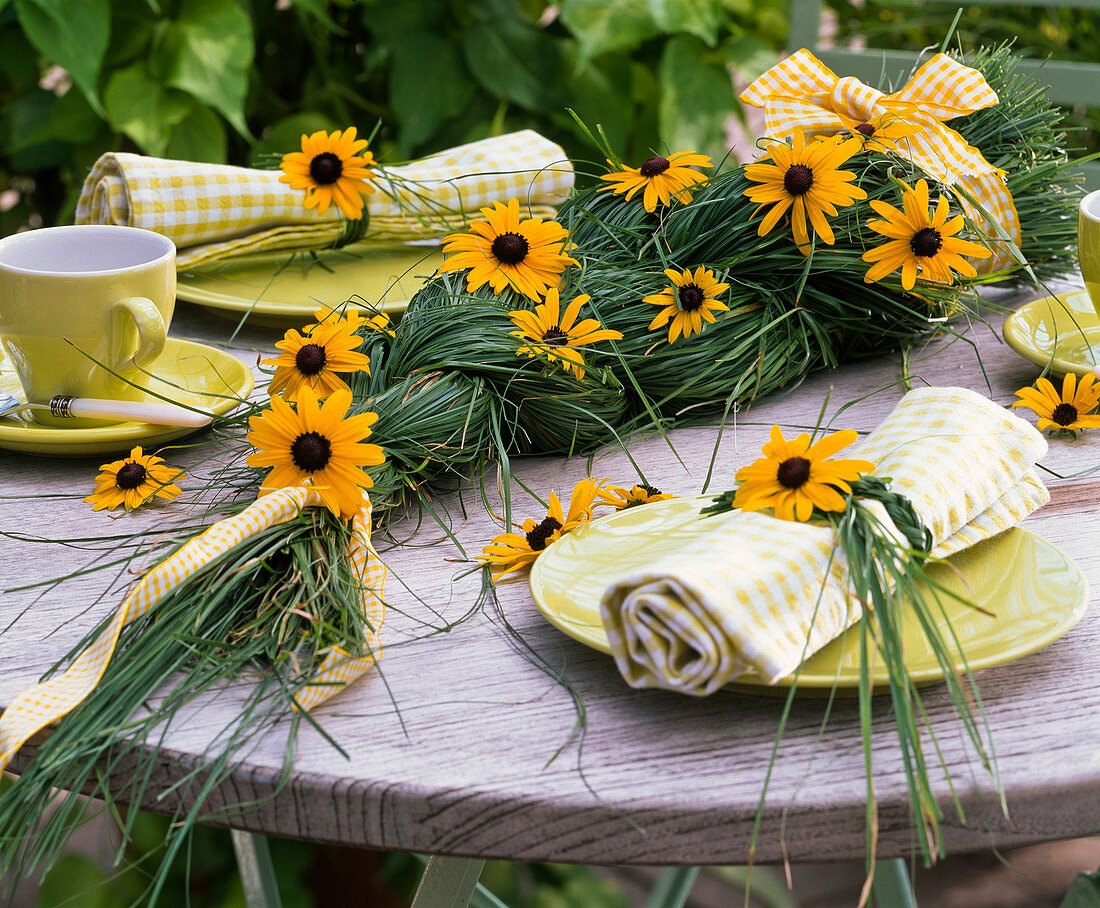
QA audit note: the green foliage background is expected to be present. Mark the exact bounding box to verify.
[0,0,787,236]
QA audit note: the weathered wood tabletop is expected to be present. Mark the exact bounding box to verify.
[2,284,1098,867]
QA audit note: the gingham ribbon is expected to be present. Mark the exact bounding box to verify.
[600,388,1049,695]
[0,486,386,772]
[75,130,574,269]
[740,50,1020,273]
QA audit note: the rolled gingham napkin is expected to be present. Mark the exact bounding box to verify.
[75,130,574,269]
[600,387,1050,695]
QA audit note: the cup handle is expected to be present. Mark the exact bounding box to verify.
[112,296,167,372]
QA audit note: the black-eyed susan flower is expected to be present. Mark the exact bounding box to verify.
[438,198,578,301]
[599,151,712,212]
[364,312,395,338]
[862,178,991,290]
[644,266,730,344]
[844,111,919,156]
[733,427,875,522]
[85,446,184,512]
[509,288,623,380]
[246,386,384,520]
[596,483,675,510]
[478,479,602,580]
[1012,373,1100,436]
[264,314,371,402]
[279,127,376,220]
[744,131,867,253]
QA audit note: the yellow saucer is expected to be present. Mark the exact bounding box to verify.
[0,337,253,457]
[529,496,1087,693]
[176,242,445,328]
[1002,289,1100,376]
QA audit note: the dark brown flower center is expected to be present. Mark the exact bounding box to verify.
[309,152,343,186]
[856,122,876,137]
[295,343,327,376]
[115,462,147,490]
[525,515,562,551]
[1052,403,1078,426]
[776,456,811,489]
[542,326,569,346]
[291,431,332,472]
[639,156,671,178]
[491,232,529,265]
[623,484,663,507]
[910,227,943,258]
[678,284,705,311]
[783,164,814,196]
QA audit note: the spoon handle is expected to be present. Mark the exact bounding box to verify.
[49,396,213,427]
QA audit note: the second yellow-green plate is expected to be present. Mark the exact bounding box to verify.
[529,496,1087,693]
[1002,289,1100,376]
[177,242,445,328]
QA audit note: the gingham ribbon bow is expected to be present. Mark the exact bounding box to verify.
[741,50,1020,272]
[0,486,386,774]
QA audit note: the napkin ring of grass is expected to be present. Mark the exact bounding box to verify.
[706,427,994,882]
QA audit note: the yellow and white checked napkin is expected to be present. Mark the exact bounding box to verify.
[0,486,386,774]
[74,130,574,269]
[600,388,1049,695]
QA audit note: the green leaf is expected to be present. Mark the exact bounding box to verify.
[648,0,723,46]
[18,84,102,148]
[0,13,41,91]
[1062,873,1100,908]
[250,112,339,166]
[14,0,110,115]
[1,88,68,169]
[360,0,445,45]
[288,0,344,33]
[167,103,227,163]
[722,34,777,83]
[104,62,192,155]
[463,19,563,112]
[391,31,476,152]
[158,0,253,138]
[657,34,736,165]
[559,0,659,63]
[558,52,634,155]
[104,0,158,70]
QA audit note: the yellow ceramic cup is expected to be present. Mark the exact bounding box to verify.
[1079,190,1100,316]
[0,225,175,426]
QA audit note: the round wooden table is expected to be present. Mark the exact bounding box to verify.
[2,285,1098,885]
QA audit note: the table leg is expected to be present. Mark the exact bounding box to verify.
[411,855,488,908]
[230,829,283,908]
[871,857,917,908]
[645,867,700,908]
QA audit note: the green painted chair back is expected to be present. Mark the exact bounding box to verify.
[787,0,1100,189]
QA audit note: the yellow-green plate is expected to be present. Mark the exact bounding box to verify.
[1002,289,1100,376]
[529,496,1087,692]
[0,337,253,457]
[176,243,445,328]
